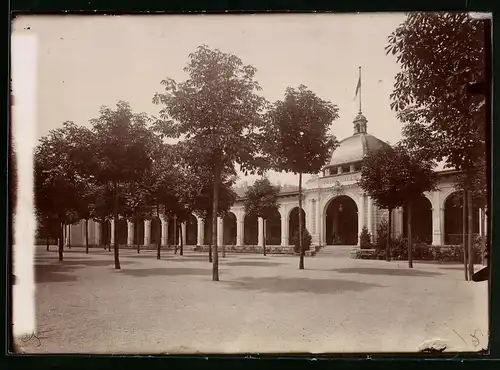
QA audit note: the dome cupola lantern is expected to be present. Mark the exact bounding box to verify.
[353,112,368,134]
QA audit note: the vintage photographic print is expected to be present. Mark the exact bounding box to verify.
[10,12,490,354]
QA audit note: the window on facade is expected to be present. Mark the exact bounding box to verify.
[354,163,362,172]
[342,165,350,173]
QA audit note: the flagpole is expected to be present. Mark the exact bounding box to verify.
[358,66,362,113]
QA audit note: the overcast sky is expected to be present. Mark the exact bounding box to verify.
[12,13,407,186]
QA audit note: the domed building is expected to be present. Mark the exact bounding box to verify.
[62,110,485,252]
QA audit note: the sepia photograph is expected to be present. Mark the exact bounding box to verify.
[10,12,491,354]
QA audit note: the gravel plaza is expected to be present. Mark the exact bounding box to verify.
[14,246,488,354]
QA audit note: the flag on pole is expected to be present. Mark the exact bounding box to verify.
[354,74,361,100]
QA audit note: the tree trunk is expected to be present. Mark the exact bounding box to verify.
[68,224,71,249]
[208,243,212,262]
[463,189,469,281]
[179,222,184,256]
[45,218,50,251]
[58,222,64,261]
[212,160,221,281]
[467,190,474,279]
[173,216,178,254]
[157,206,161,260]
[386,208,392,262]
[85,218,89,254]
[298,172,305,270]
[136,217,140,253]
[263,218,267,256]
[113,184,121,270]
[407,201,413,268]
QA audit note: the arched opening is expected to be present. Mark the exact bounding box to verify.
[403,195,433,244]
[101,220,111,245]
[324,196,358,245]
[186,214,198,245]
[266,209,281,245]
[288,207,306,245]
[151,217,161,245]
[168,217,178,245]
[116,219,127,245]
[244,214,258,245]
[223,212,237,245]
[203,216,213,245]
[444,191,480,245]
[134,218,145,245]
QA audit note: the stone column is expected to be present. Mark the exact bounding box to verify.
[181,222,187,245]
[367,197,373,236]
[432,207,442,246]
[144,219,151,246]
[281,211,289,246]
[160,216,168,246]
[305,199,312,232]
[110,219,115,245]
[315,197,322,245]
[217,217,224,246]
[127,221,134,246]
[397,208,404,238]
[94,222,101,245]
[257,217,264,246]
[236,213,244,246]
[197,218,204,246]
[357,195,365,246]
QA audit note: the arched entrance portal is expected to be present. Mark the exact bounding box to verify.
[116,219,127,245]
[266,209,281,245]
[133,218,145,246]
[223,212,237,245]
[244,214,258,245]
[151,217,161,245]
[288,207,306,245]
[186,214,198,245]
[101,220,111,246]
[444,191,480,245]
[325,196,358,245]
[403,195,432,244]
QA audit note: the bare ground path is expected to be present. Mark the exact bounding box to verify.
[14,246,488,354]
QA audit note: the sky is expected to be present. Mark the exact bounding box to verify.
[12,13,407,186]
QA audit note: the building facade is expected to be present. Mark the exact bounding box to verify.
[64,111,486,249]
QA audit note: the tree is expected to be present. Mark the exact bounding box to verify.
[176,139,238,262]
[34,122,88,261]
[386,12,488,279]
[90,101,154,269]
[358,147,401,261]
[122,181,152,254]
[392,144,437,268]
[153,46,267,281]
[243,178,281,256]
[358,146,436,266]
[264,85,339,269]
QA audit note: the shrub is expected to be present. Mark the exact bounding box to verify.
[292,228,312,253]
[375,218,389,250]
[359,226,372,249]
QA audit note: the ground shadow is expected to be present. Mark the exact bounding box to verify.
[119,267,217,277]
[34,263,81,283]
[331,267,442,277]
[33,258,135,283]
[224,276,383,294]
[43,248,112,255]
[438,266,468,271]
[223,261,283,267]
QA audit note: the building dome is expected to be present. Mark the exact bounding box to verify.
[327,111,391,167]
